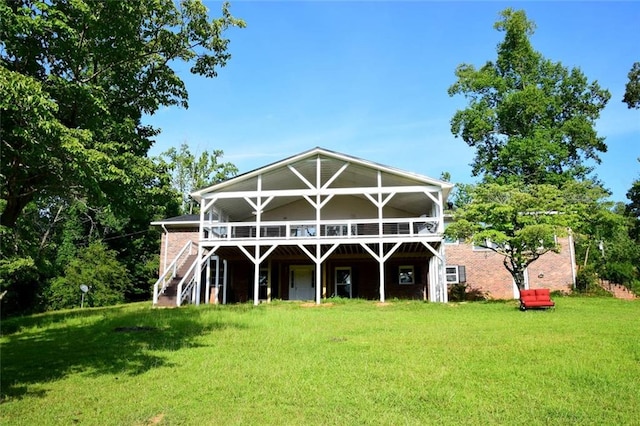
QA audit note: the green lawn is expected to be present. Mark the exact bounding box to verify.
[1,297,639,425]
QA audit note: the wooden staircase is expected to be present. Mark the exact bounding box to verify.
[156,254,198,307]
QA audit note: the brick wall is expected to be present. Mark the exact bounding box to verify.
[158,228,199,274]
[445,237,575,299]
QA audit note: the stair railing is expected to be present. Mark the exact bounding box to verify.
[176,258,199,306]
[153,240,194,304]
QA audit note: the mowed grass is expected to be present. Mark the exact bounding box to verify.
[1,297,639,425]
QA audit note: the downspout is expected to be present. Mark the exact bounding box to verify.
[161,224,169,275]
[569,229,577,289]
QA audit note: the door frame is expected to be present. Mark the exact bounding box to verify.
[290,265,315,300]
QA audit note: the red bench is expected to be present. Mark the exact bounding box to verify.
[519,288,555,311]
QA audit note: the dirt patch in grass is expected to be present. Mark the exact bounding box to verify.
[113,326,158,332]
[300,302,334,308]
[140,413,164,425]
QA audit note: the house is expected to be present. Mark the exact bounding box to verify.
[151,147,575,306]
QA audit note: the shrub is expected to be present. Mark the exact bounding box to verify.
[448,283,486,302]
[44,241,131,310]
[575,266,598,292]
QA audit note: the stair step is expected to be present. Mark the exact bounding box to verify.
[154,253,199,307]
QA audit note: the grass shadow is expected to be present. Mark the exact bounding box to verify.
[0,304,246,401]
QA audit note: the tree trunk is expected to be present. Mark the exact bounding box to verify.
[511,268,526,297]
[1,192,33,229]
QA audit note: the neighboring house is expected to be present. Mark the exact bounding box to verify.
[151,147,575,306]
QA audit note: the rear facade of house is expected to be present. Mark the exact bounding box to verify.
[152,148,575,306]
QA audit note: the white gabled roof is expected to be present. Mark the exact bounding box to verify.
[191,147,453,201]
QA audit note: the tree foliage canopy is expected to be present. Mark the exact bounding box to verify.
[0,0,245,228]
[0,0,243,315]
[448,8,610,186]
[623,62,640,109]
[157,144,238,214]
[445,182,605,291]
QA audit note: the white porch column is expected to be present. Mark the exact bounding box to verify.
[195,245,203,306]
[195,199,206,305]
[253,253,260,306]
[222,259,228,305]
[205,256,211,304]
[439,243,448,303]
[315,244,322,305]
[428,256,437,302]
[379,256,385,303]
[361,242,401,303]
[238,244,278,306]
[214,256,220,304]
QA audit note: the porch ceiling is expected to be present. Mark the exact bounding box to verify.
[196,148,451,222]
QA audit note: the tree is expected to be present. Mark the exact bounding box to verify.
[623,62,640,109]
[0,0,245,228]
[448,8,610,186]
[0,0,243,315]
[158,144,238,214]
[45,241,131,310]
[445,182,598,293]
[626,163,640,241]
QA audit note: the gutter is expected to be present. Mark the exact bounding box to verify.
[161,224,169,275]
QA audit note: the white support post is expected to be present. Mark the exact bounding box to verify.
[267,259,272,302]
[316,154,322,235]
[437,190,444,233]
[222,259,228,305]
[194,199,206,306]
[205,256,211,304]
[428,256,436,302]
[569,230,577,288]
[256,174,262,240]
[315,156,322,305]
[195,247,203,306]
[377,171,383,237]
[214,256,220,304]
[379,254,385,303]
[316,244,322,305]
[254,246,260,306]
[439,243,448,303]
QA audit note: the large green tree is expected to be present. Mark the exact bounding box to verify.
[623,62,640,109]
[158,143,238,214]
[445,182,603,293]
[626,162,640,241]
[0,0,245,228]
[448,8,610,186]
[0,0,243,314]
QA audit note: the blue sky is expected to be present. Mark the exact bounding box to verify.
[144,1,640,202]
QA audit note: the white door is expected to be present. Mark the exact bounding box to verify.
[290,266,315,300]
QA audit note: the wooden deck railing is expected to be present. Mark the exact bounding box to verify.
[202,217,440,241]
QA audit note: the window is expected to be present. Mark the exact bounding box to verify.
[335,267,352,298]
[399,265,414,284]
[259,269,268,287]
[258,268,269,300]
[473,239,499,251]
[444,235,460,245]
[446,265,466,284]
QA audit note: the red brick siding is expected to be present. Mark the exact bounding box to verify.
[324,258,429,300]
[158,228,199,274]
[444,237,574,299]
[157,230,573,301]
